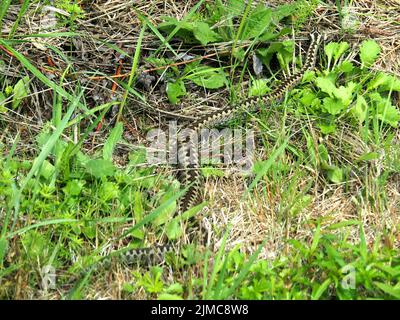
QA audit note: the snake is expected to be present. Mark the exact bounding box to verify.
[87,31,324,270]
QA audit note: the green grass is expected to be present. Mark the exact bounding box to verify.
[0,0,399,300]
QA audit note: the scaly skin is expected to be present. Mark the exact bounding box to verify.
[92,32,324,268]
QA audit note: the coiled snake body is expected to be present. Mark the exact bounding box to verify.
[93,31,324,268]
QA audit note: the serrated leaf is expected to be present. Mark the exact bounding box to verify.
[315,77,337,97]
[368,72,400,92]
[360,40,381,68]
[166,80,186,104]
[103,122,123,161]
[12,76,30,109]
[338,61,354,73]
[193,22,222,45]
[322,97,344,115]
[376,101,400,127]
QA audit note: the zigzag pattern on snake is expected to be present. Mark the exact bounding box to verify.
[91,31,324,269]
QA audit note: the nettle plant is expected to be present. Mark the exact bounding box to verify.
[294,39,400,133]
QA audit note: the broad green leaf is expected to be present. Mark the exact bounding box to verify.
[85,159,116,178]
[360,40,381,68]
[324,42,338,67]
[257,41,294,68]
[352,95,368,122]
[63,180,85,196]
[337,61,354,73]
[226,0,246,17]
[318,122,337,134]
[39,159,55,180]
[327,167,344,183]
[12,76,30,109]
[165,219,182,240]
[315,77,337,97]
[299,88,317,107]
[376,101,400,127]
[186,67,227,89]
[158,17,195,43]
[241,5,272,40]
[368,72,400,92]
[322,97,344,115]
[334,42,350,61]
[103,122,123,161]
[166,80,186,104]
[193,22,222,45]
[335,82,357,106]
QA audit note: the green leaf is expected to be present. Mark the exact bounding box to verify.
[103,122,123,161]
[39,160,55,180]
[166,219,182,240]
[337,61,354,73]
[335,82,357,106]
[12,76,30,109]
[352,95,368,122]
[360,40,381,68]
[318,122,337,134]
[324,42,338,67]
[257,41,294,69]
[376,101,400,127]
[158,293,184,300]
[225,0,245,17]
[85,159,116,178]
[322,97,344,115]
[368,72,400,92]
[311,279,332,300]
[201,167,225,178]
[63,179,85,196]
[335,42,350,61]
[0,92,6,112]
[193,22,222,45]
[327,167,344,183]
[166,80,186,104]
[241,5,272,40]
[373,282,400,299]
[357,152,380,162]
[249,79,271,97]
[315,77,337,97]
[186,66,227,89]
[0,236,8,267]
